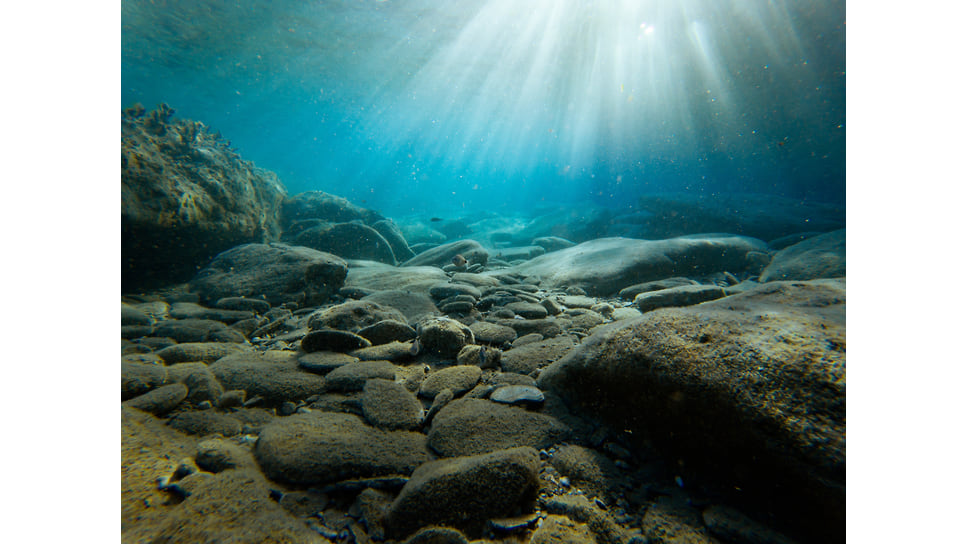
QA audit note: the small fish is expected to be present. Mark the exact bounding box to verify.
[430,217,443,222]
[409,338,421,356]
[478,345,487,366]
[452,254,467,267]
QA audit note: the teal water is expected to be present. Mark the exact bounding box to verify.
[121,0,845,218]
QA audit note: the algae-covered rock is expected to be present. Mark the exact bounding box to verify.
[122,104,287,291]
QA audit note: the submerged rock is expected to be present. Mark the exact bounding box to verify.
[499,235,767,296]
[189,243,348,307]
[427,398,571,457]
[382,447,540,539]
[122,104,287,291]
[538,279,846,542]
[759,228,846,282]
[254,411,432,486]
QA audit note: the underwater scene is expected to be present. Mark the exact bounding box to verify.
[121,1,845,543]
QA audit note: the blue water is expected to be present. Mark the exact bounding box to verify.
[121,0,844,219]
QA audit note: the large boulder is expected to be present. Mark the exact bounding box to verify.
[280,190,383,228]
[537,279,846,543]
[122,104,286,291]
[292,222,397,264]
[498,235,767,296]
[189,243,347,307]
[760,229,846,282]
[254,411,432,486]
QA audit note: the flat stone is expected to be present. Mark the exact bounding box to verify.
[301,328,372,353]
[168,410,243,437]
[468,321,517,345]
[418,366,482,399]
[254,411,432,486]
[215,296,272,314]
[430,282,482,300]
[152,318,247,343]
[618,277,699,300]
[155,342,245,364]
[324,361,398,392]
[504,301,548,319]
[209,351,327,405]
[497,236,767,296]
[296,351,359,374]
[169,301,253,323]
[634,284,727,312]
[350,341,416,362]
[489,385,545,407]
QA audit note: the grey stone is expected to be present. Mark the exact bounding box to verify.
[209,351,327,405]
[215,296,272,314]
[361,379,424,431]
[372,218,417,262]
[531,236,576,253]
[350,341,416,362]
[760,229,845,282]
[501,335,578,376]
[383,447,540,539]
[418,366,482,399]
[123,383,188,416]
[402,239,489,269]
[152,318,247,344]
[121,361,168,401]
[430,283,482,300]
[254,411,432,486]
[498,236,767,296]
[324,361,398,392]
[307,300,407,332]
[618,277,700,300]
[168,410,243,437]
[190,242,347,307]
[468,321,517,345]
[155,342,245,364]
[416,317,475,358]
[297,351,359,374]
[293,222,397,264]
[167,362,224,404]
[169,301,253,323]
[634,284,727,312]
[122,303,152,326]
[301,329,372,353]
[358,320,417,345]
[504,302,548,319]
[489,385,545,407]
[427,398,571,457]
